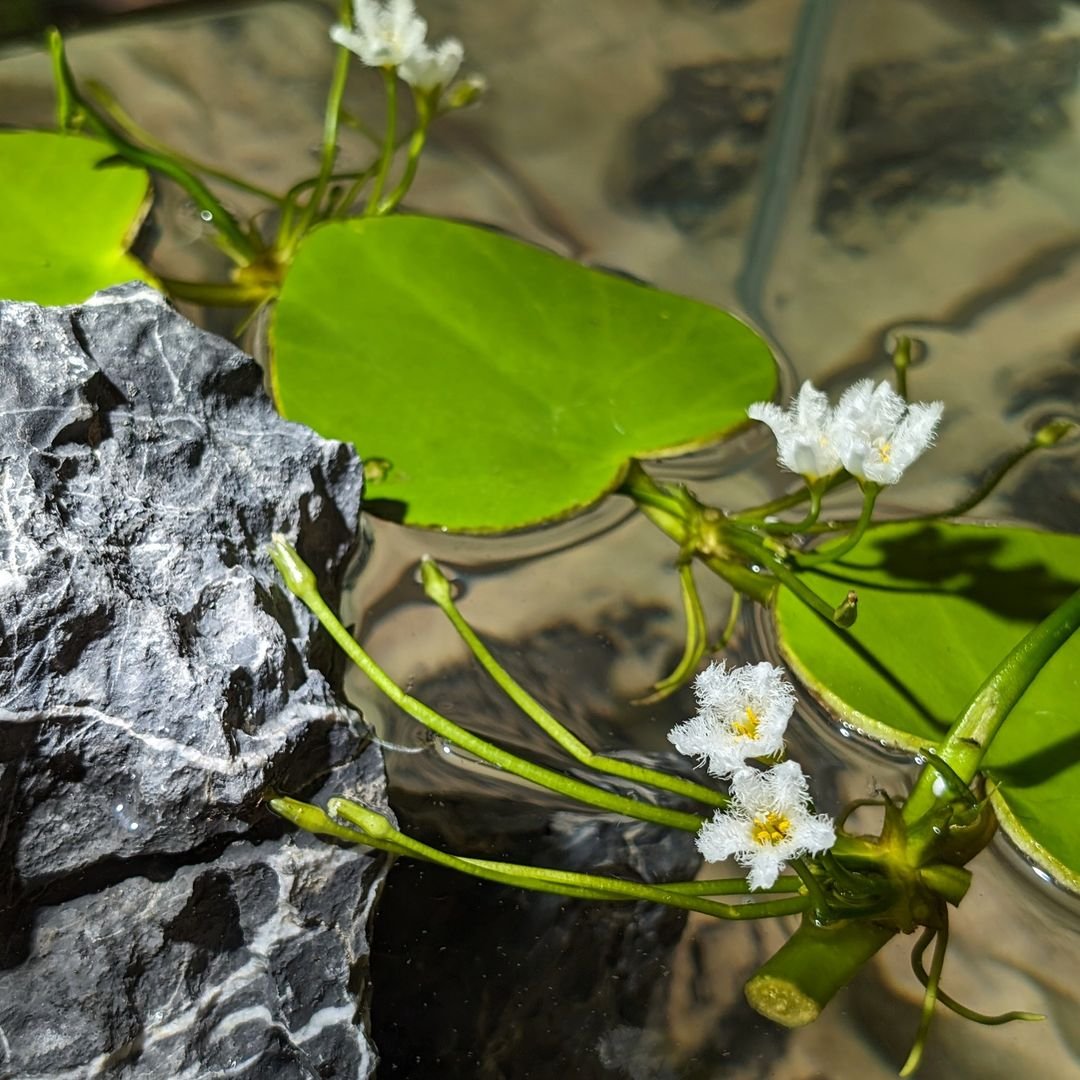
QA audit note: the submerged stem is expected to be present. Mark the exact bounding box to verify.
[909,922,1042,1027]
[899,921,949,1076]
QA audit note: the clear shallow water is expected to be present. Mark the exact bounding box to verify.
[3,1,1080,1076]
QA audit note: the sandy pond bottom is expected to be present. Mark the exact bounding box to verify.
[3,0,1080,1075]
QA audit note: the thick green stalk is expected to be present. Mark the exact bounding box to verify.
[746,584,1080,1031]
[420,558,728,808]
[904,583,1080,822]
[269,538,704,831]
[744,916,896,1027]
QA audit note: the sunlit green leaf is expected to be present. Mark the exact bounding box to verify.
[270,215,776,532]
[775,521,1080,891]
[0,131,154,304]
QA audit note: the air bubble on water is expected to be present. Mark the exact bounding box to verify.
[200,209,213,222]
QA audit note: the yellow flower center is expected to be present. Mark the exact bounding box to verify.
[732,705,759,739]
[751,811,791,846]
[877,439,892,463]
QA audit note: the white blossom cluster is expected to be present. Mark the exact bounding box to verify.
[331,0,464,92]
[669,661,835,890]
[748,379,943,486]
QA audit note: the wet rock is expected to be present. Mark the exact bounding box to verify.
[0,283,387,1078]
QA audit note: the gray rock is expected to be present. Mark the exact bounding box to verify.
[0,283,387,1079]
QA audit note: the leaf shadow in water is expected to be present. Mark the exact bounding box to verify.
[823,524,1080,624]
[988,730,1080,788]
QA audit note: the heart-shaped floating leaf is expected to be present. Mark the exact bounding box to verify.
[270,215,776,532]
[0,131,154,304]
[774,521,1080,891]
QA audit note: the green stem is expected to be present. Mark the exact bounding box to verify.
[275,794,808,915]
[715,589,742,650]
[805,420,1076,536]
[795,483,879,568]
[365,68,398,214]
[723,527,855,626]
[269,539,704,832]
[745,708,1030,1037]
[329,797,808,919]
[375,92,432,214]
[909,419,1074,522]
[85,80,284,203]
[287,2,353,252]
[329,163,380,217]
[893,335,912,400]
[899,920,948,1076]
[421,559,728,807]
[619,459,694,540]
[903,584,1080,822]
[789,857,830,923]
[277,170,371,246]
[745,916,897,1028]
[734,471,850,522]
[620,461,777,605]
[633,560,710,706]
[909,922,1042,1026]
[158,278,273,307]
[47,28,258,264]
[757,484,823,536]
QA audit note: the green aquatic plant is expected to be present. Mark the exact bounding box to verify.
[269,533,1079,1075]
[2,2,1080,1071]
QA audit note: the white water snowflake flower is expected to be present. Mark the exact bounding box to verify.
[399,37,464,91]
[668,661,795,779]
[747,381,843,482]
[331,0,434,73]
[832,379,943,486]
[696,760,836,890]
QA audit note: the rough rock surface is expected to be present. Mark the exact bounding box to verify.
[0,283,387,1079]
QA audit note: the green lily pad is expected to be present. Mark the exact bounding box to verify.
[0,131,154,304]
[774,521,1080,891]
[269,215,776,532]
